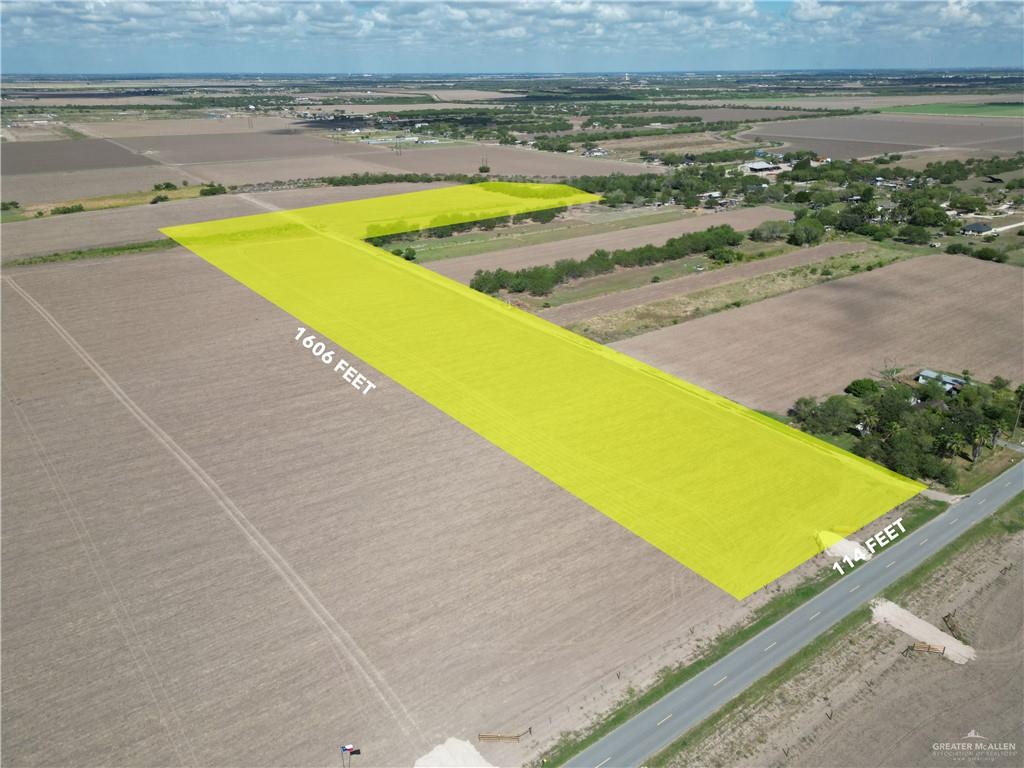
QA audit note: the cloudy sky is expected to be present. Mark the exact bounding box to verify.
[2,1,1022,74]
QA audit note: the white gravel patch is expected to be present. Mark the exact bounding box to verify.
[870,598,976,664]
[415,738,494,768]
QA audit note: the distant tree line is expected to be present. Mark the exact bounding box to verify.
[470,225,744,296]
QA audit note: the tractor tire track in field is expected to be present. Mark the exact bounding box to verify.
[3,276,424,749]
[2,377,201,768]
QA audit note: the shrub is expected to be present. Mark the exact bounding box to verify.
[199,183,227,196]
[150,194,170,204]
[51,203,85,215]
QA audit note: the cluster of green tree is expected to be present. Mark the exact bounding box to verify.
[177,96,296,108]
[367,207,565,246]
[568,166,773,206]
[781,157,915,185]
[923,153,1024,183]
[790,375,1022,488]
[199,183,227,197]
[153,182,178,191]
[748,220,792,241]
[945,242,1009,263]
[582,114,703,129]
[532,120,741,150]
[50,203,85,215]
[391,248,417,261]
[1,200,21,211]
[534,136,574,152]
[150,194,170,204]
[321,171,489,187]
[645,147,760,165]
[470,225,743,296]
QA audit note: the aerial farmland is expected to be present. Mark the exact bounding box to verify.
[2,8,1024,767]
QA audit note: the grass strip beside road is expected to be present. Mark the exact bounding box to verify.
[6,238,177,267]
[884,491,1023,603]
[537,498,945,767]
[648,492,1021,767]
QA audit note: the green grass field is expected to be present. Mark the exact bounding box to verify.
[881,103,1024,118]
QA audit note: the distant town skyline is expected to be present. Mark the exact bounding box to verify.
[3,1,1023,75]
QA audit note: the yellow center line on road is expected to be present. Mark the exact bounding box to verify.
[657,714,673,726]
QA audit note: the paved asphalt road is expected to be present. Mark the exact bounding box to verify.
[567,461,1024,768]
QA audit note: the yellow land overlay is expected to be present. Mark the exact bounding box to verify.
[163,182,924,599]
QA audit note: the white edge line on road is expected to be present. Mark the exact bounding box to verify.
[763,641,777,651]
[809,611,821,621]
[594,757,611,768]
[849,584,861,593]
[713,676,728,687]
[886,561,896,568]
[657,714,673,726]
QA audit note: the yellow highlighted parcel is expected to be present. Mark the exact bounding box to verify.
[163,182,924,599]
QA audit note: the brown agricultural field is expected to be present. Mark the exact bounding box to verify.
[0,183,455,261]
[707,94,1024,110]
[1,166,203,207]
[429,205,791,284]
[615,254,1024,413]
[1,249,840,768]
[358,143,657,177]
[73,116,302,138]
[1,138,159,174]
[540,241,867,326]
[116,131,364,165]
[742,113,1024,159]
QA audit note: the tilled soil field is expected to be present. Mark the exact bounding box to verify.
[3,249,827,768]
[1,138,159,174]
[0,183,455,261]
[615,254,1024,413]
[743,113,1024,159]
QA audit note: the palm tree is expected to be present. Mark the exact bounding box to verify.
[945,432,966,459]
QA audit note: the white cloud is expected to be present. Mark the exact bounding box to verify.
[791,0,842,22]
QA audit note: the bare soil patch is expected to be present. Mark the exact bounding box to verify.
[1,138,158,174]
[743,113,1024,159]
[117,131,357,165]
[429,206,790,284]
[1,166,196,206]
[73,116,302,138]
[615,254,1024,412]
